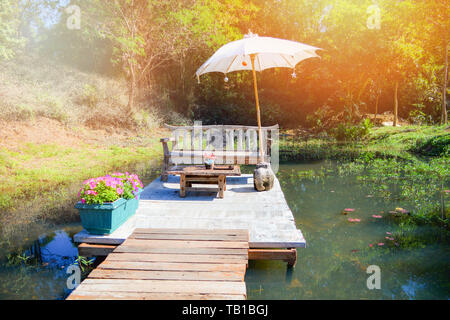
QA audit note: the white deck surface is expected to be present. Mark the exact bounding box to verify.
[74,174,306,248]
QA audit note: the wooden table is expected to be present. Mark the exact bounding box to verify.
[166,165,241,198]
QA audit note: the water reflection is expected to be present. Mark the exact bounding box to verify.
[0,225,82,299]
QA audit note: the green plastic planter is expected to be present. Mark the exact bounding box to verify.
[75,189,143,235]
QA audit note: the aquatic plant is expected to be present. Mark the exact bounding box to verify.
[74,255,94,273]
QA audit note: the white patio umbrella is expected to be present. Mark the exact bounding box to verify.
[196,32,322,161]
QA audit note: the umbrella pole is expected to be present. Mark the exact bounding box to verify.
[250,54,264,162]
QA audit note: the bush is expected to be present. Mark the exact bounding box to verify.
[0,103,35,121]
[80,84,100,109]
[413,134,450,157]
[332,119,373,141]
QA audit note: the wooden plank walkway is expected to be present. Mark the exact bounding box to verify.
[67,228,249,300]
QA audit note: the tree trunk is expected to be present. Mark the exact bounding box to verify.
[442,42,448,125]
[128,79,135,113]
[374,90,380,120]
[393,81,398,127]
[127,60,136,115]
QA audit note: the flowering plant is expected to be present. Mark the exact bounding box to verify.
[78,172,143,205]
[204,153,216,165]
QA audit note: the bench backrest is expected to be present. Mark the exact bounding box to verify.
[164,124,279,165]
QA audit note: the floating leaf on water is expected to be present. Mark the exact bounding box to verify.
[395,207,410,214]
[366,195,374,198]
[351,249,359,253]
[342,208,355,215]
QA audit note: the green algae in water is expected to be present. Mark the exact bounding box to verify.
[245,161,449,300]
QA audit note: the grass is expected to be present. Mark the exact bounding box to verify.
[0,52,185,223]
[280,125,449,161]
[0,138,163,215]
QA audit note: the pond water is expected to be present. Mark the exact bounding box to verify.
[0,161,448,299]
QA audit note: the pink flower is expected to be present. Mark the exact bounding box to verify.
[81,198,86,204]
[348,218,360,222]
[344,208,355,212]
[386,232,392,235]
[372,215,382,219]
[378,243,384,246]
[117,188,123,195]
[369,244,373,247]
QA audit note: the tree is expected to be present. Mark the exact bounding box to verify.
[0,0,26,60]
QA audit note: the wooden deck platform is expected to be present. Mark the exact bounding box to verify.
[67,228,249,300]
[74,174,305,249]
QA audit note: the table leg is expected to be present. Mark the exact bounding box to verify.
[180,174,186,198]
[218,175,225,198]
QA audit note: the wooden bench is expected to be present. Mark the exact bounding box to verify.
[160,124,278,181]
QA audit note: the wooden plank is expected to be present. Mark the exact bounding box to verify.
[76,279,247,295]
[164,123,278,130]
[69,228,249,300]
[67,291,245,300]
[185,187,219,193]
[105,253,247,264]
[133,228,248,236]
[88,269,245,281]
[114,246,248,255]
[129,233,248,241]
[97,260,246,273]
[121,239,249,249]
[248,248,297,267]
[78,243,116,256]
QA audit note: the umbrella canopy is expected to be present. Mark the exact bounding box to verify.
[196,33,322,161]
[196,34,321,77]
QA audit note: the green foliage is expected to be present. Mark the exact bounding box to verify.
[0,0,26,60]
[74,255,94,273]
[337,156,449,228]
[2,0,448,126]
[81,84,100,109]
[413,134,450,157]
[332,119,373,141]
